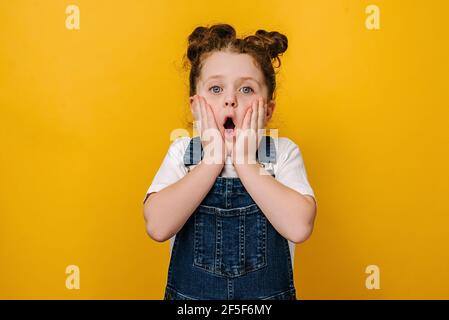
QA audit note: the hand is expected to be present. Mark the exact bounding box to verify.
[190,95,226,166]
[232,96,267,166]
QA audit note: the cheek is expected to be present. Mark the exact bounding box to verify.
[240,97,255,109]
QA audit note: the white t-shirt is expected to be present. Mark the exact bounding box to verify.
[145,136,316,266]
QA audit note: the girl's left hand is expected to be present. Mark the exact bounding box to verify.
[232,96,267,166]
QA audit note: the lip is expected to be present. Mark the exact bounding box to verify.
[222,114,236,126]
[222,115,236,139]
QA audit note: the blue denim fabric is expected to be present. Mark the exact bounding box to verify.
[164,136,296,300]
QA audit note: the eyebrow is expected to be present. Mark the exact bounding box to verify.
[204,75,261,86]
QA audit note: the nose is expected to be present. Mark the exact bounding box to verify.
[224,98,237,108]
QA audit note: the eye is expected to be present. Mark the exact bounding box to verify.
[209,85,222,94]
[240,86,254,94]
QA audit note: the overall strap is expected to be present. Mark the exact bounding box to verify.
[183,135,277,166]
[183,136,203,166]
[256,135,277,164]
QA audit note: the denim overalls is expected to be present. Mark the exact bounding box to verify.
[164,136,296,300]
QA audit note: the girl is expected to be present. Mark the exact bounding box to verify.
[143,24,317,300]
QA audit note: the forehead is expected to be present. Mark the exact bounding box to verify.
[199,51,264,84]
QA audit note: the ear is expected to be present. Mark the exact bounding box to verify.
[264,99,276,125]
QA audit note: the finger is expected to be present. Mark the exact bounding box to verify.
[205,102,221,160]
[257,97,265,145]
[242,104,253,130]
[199,96,206,137]
[250,99,258,136]
[251,99,258,128]
[191,95,201,133]
[206,102,222,150]
[199,96,206,122]
[257,97,265,130]
[205,101,217,129]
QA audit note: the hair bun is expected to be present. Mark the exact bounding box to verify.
[208,24,236,41]
[187,24,236,63]
[186,26,208,62]
[254,29,288,60]
[188,26,208,44]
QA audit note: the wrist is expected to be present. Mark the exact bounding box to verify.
[234,161,260,174]
[199,158,225,172]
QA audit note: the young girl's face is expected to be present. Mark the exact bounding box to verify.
[193,51,275,140]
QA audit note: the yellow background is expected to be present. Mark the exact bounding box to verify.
[1,0,448,299]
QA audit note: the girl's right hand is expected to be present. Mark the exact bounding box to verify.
[190,95,226,166]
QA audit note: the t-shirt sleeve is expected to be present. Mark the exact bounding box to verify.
[275,138,317,207]
[143,138,188,203]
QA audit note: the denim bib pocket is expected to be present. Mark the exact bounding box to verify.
[193,203,267,277]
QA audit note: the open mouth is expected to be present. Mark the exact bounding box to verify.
[223,116,236,137]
